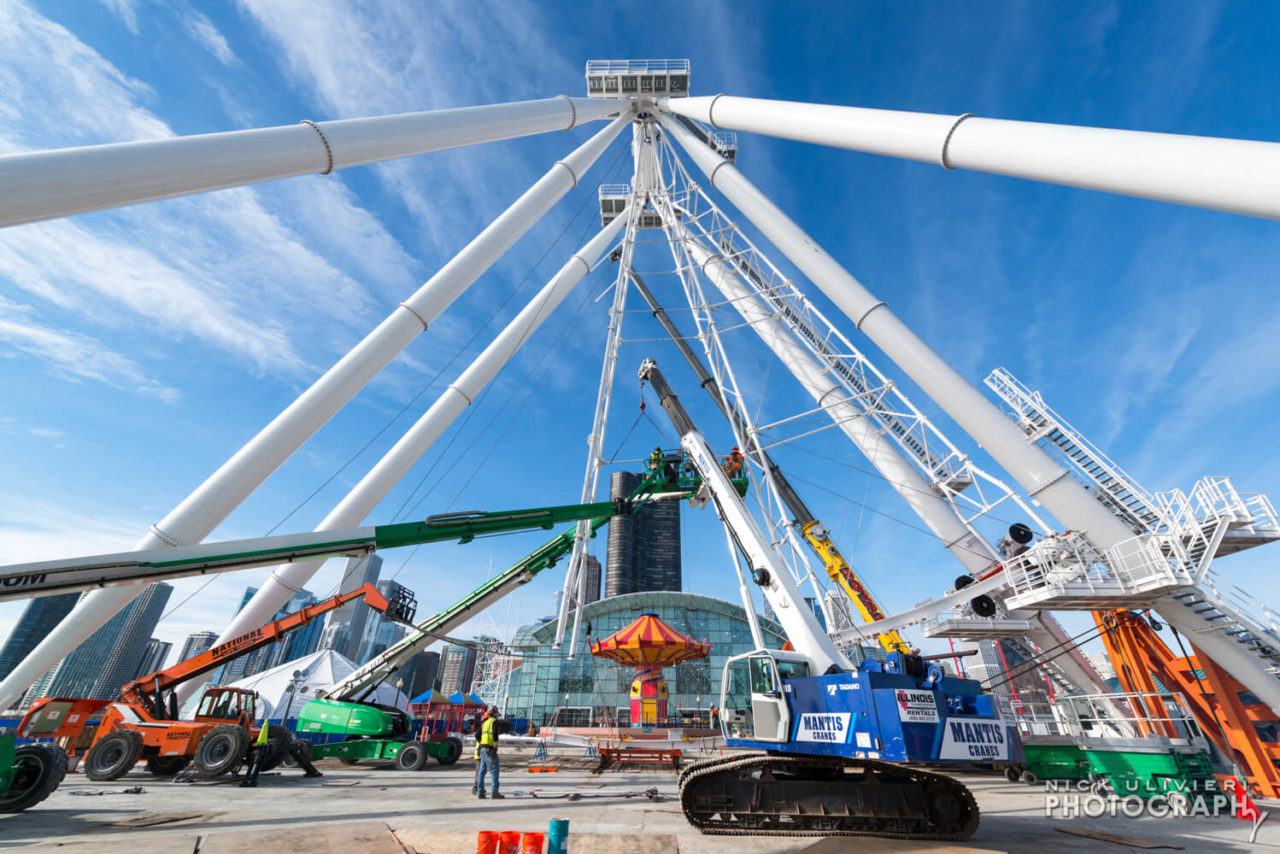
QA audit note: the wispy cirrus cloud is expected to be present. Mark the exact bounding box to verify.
[235,0,586,253]
[183,9,237,66]
[0,1,425,389]
[0,295,180,402]
[95,0,139,34]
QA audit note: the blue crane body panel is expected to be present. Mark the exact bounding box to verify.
[725,666,1023,765]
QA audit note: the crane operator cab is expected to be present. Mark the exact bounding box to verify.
[722,650,810,742]
[718,648,1022,765]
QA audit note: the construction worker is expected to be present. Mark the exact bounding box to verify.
[239,723,273,787]
[723,447,744,477]
[475,706,504,800]
[648,446,665,475]
[240,724,322,787]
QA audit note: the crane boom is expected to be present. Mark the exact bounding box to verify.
[638,359,849,673]
[0,497,680,602]
[120,583,391,704]
[323,466,730,701]
[629,270,908,652]
[324,518,607,702]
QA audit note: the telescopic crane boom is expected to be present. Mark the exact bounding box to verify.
[628,268,909,652]
[320,465,739,702]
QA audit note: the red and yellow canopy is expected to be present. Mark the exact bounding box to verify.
[589,612,711,667]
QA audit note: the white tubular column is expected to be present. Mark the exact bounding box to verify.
[666,114,1280,713]
[660,113,1135,554]
[0,112,632,709]
[174,212,628,702]
[0,97,627,228]
[664,95,1280,220]
[681,234,996,576]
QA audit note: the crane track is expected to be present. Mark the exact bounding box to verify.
[679,753,980,840]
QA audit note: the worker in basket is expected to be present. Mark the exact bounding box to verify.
[648,446,665,475]
[722,447,744,477]
[475,705,504,800]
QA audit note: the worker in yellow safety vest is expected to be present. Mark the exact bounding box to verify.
[474,706,504,800]
[241,721,322,787]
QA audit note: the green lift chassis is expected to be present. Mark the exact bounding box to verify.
[294,460,743,768]
[1023,737,1215,799]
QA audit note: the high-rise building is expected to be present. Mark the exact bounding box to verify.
[134,638,172,678]
[43,583,174,700]
[402,650,441,699]
[581,554,603,605]
[803,597,827,632]
[440,644,478,695]
[605,471,681,597]
[178,631,218,663]
[218,586,319,682]
[321,554,382,660]
[0,593,78,682]
[353,580,410,664]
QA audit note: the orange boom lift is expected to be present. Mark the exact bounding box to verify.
[20,583,392,781]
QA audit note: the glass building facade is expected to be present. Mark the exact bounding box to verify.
[503,591,787,727]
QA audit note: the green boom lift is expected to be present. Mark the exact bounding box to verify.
[295,461,745,768]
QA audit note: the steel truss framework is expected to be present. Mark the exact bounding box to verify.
[0,63,1278,800]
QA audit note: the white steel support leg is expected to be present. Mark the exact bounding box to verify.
[679,231,997,576]
[0,112,632,709]
[662,95,1280,220]
[553,239,633,654]
[659,113,1133,553]
[0,97,627,228]
[173,213,628,702]
[660,114,1280,716]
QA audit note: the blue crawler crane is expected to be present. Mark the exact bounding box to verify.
[640,359,1020,840]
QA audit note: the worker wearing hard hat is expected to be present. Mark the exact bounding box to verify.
[475,706,504,800]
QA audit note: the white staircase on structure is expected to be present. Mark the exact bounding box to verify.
[985,368,1280,560]
[1165,575,1280,675]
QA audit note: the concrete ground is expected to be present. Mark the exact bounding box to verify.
[2,748,1277,853]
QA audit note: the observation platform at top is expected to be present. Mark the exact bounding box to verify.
[586,59,690,100]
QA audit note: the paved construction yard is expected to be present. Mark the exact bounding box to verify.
[1,749,1275,852]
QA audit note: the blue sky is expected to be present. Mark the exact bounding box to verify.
[1,1,1279,668]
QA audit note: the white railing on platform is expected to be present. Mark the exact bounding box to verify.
[1002,531,1193,610]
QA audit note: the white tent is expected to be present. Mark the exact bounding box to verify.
[226,649,408,720]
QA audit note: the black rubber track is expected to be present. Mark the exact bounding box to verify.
[680,753,980,840]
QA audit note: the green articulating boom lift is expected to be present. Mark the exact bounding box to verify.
[0,471,741,801]
[295,462,748,769]
[0,495,709,603]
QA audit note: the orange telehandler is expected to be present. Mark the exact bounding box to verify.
[18,582,400,781]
